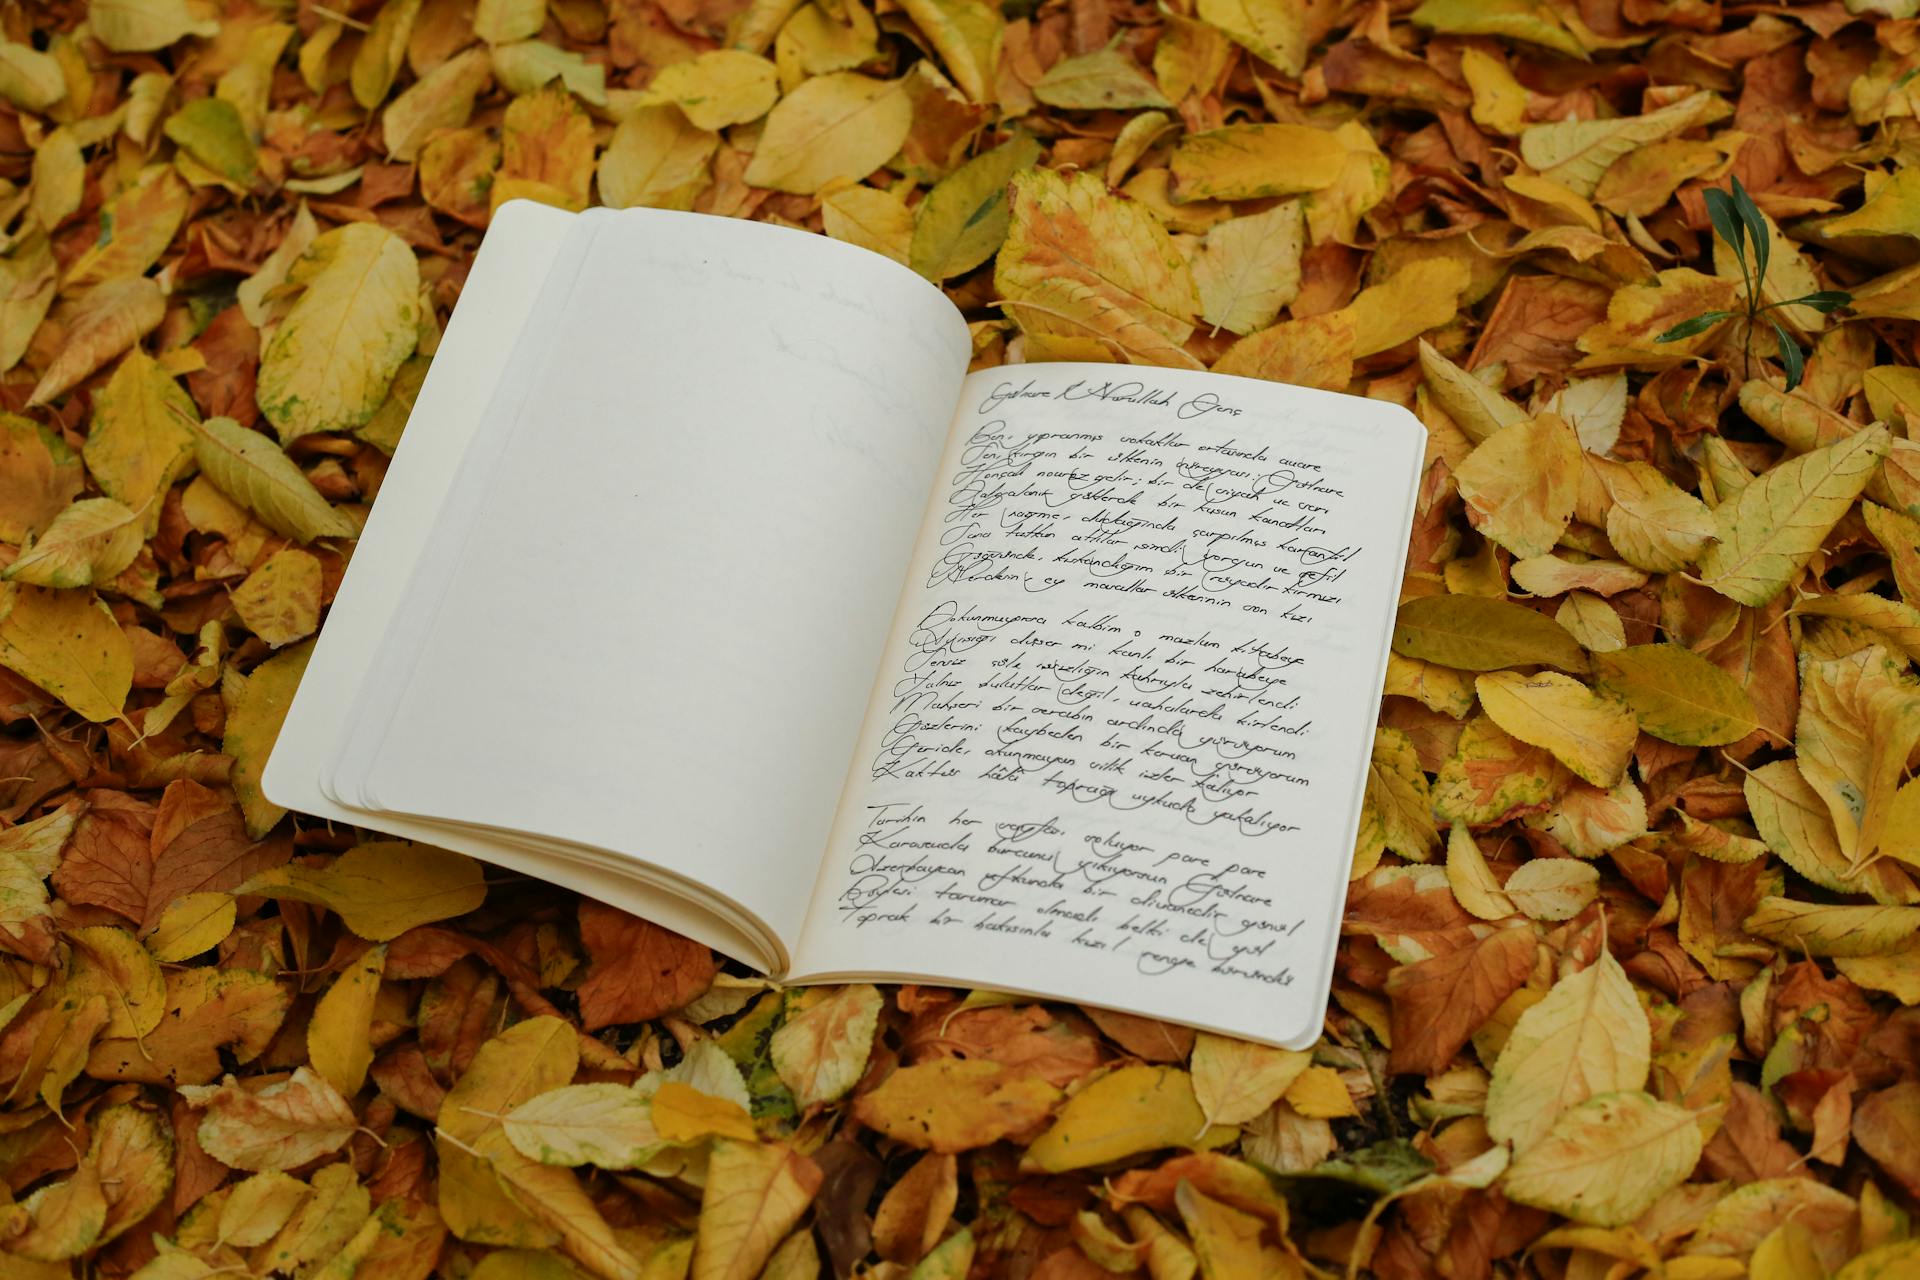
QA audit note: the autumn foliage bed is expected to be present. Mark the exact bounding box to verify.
[2,0,1920,1276]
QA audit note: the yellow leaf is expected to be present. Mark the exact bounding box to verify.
[895,0,1000,103]
[1519,92,1728,196]
[1190,1033,1311,1126]
[1795,646,1920,867]
[192,417,357,543]
[1025,1065,1225,1171]
[597,106,717,212]
[853,1059,1060,1153]
[1576,268,1738,366]
[383,47,493,162]
[1418,339,1527,444]
[475,0,546,43]
[80,350,197,538]
[1433,715,1566,826]
[240,841,487,941]
[1356,727,1439,863]
[1533,776,1646,860]
[1555,592,1625,653]
[652,1080,757,1143]
[0,412,83,545]
[1338,257,1473,358]
[257,222,421,441]
[1455,413,1581,558]
[1486,948,1649,1151]
[503,1083,663,1169]
[258,1162,371,1274]
[36,269,156,388]
[351,0,423,107]
[1410,0,1584,58]
[165,97,258,188]
[1187,202,1304,336]
[1475,670,1637,787]
[146,891,237,963]
[1743,897,1920,957]
[1175,1182,1297,1280]
[30,127,83,232]
[492,40,608,104]
[1504,1091,1703,1226]
[222,639,314,837]
[1697,426,1890,606]
[995,167,1201,368]
[909,132,1041,281]
[1459,47,1527,134]
[769,983,882,1109]
[1446,823,1516,920]
[1745,760,1917,910]
[821,186,912,266]
[0,40,65,111]
[84,1104,173,1247]
[88,0,217,51]
[694,1140,822,1280]
[1212,310,1354,390]
[1751,1221,1827,1280]
[1194,0,1336,74]
[1795,593,1920,664]
[1383,652,1477,717]
[231,548,324,648]
[638,51,779,129]
[1597,459,1716,573]
[3,498,143,589]
[742,72,911,195]
[1153,11,1231,107]
[218,1171,312,1247]
[68,925,165,1039]
[179,1066,357,1171]
[1502,858,1600,921]
[1590,644,1758,746]
[1391,594,1587,673]
[1283,1065,1356,1118]
[1169,124,1348,201]
[0,584,132,723]
[1510,555,1647,598]
[308,943,386,1098]
[438,1016,578,1247]
[1033,43,1170,110]
[9,1163,106,1262]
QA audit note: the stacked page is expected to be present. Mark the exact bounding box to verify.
[265,199,1427,1048]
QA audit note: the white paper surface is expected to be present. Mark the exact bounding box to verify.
[334,206,971,960]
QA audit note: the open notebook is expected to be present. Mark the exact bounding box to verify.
[263,199,1426,1049]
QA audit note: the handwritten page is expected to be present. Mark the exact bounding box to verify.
[795,364,1424,1047]
[332,207,971,967]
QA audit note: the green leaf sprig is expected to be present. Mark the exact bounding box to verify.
[1654,176,1849,392]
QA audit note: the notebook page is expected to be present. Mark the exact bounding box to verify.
[260,204,777,961]
[794,364,1425,1048]
[319,210,602,811]
[344,209,970,960]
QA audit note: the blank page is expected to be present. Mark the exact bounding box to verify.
[341,208,970,960]
[264,204,773,960]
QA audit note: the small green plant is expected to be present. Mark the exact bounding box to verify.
[1654,175,1850,392]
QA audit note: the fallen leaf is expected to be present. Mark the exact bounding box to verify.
[240,841,486,941]
[256,224,422,442]
[574,900,716,1029]
[854,1059,1060,1153]
[180,1067,358,1171]
[1503,1090,1704,1226]
[1486,948,1649,1150]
